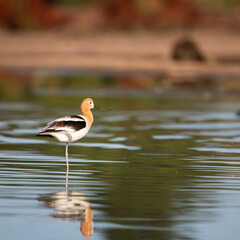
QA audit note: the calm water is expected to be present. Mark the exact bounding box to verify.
[1,93,240,240]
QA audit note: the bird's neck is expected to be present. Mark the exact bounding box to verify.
[81,107,93,126]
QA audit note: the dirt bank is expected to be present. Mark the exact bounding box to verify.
[0,28,239,80]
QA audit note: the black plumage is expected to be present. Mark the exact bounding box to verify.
[70,115,85,121]
[46,120,86,132]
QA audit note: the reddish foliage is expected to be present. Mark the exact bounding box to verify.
[101,0,201,28]
[27,0,68,27]
[0,0,68,29]
[0,1,19,29]
[101,0,142,28]
[160,0,200,26]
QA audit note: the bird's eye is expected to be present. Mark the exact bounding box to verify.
[89,101,92,104]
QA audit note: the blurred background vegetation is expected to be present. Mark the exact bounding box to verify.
[0,0,239,30]
[0,0,240,101]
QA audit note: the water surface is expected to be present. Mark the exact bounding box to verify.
[1,93,240,240]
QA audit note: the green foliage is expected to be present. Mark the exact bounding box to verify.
[196,0,239,9]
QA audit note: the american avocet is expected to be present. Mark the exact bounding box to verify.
[37,98,98,170]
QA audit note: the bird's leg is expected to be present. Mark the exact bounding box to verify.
[66,132,73,143]
[65,142,69,171]
[65,132,72,180]
[65,155,69,190]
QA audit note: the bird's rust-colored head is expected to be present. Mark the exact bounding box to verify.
[81,98,94,110]
[80,98,95,125]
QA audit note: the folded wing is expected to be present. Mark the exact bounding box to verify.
[38,115,87,136]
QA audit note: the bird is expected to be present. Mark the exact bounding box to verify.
[37,98,98,170]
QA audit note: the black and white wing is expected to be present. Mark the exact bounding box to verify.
[37,115,86,136]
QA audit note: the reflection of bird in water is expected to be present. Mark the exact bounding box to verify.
[39,190,93,237]
[39,164,93,237]
[37,98,99,170]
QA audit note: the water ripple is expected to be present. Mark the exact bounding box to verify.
[152,135,190,140]
[191,147,240,154]
[74,142,141,150]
